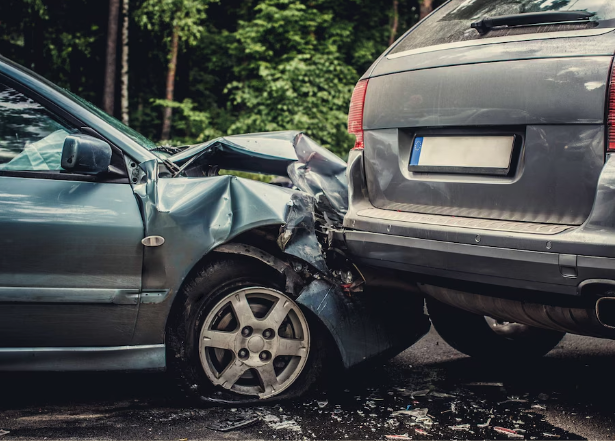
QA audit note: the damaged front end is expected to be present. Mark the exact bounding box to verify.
[136,131,429,379]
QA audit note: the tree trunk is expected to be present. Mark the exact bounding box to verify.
[161,25,179,141]
[103,0,120,115]
[420,0,434,19]
[120,0,129,125]
[389,0,399,46]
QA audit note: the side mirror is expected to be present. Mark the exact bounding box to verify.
[61,134,112,174]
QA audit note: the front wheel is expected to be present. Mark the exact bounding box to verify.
[167,256,325,403]
[426,297,565,359]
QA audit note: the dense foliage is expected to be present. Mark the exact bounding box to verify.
[0,0,442,156]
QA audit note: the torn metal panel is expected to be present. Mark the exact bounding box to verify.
[287,133,348,222]
[135,160,295,296]
[296,279,430,369]
[278,193,329,274]
[170,130,301,177]
[213,243,304,296]
[168,131,348,223]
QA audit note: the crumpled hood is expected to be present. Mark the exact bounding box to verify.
[168,130,349,219]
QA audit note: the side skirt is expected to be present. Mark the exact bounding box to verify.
[0,344,165,371]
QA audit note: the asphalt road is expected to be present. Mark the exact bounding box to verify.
[1,328,615,440]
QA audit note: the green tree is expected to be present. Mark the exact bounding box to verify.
[222,0,358,156]
[137,0,214,140]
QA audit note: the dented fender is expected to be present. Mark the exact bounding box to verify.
[130,132,428,368]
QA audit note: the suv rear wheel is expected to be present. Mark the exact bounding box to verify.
[426,297,565,359]
[167,256,326,403]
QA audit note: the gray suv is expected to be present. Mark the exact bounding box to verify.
[343,0,615,358]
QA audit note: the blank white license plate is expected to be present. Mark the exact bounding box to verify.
[409,135,515,175]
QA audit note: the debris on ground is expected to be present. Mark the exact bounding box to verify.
[0,430,8,437]
[531,404,547,410]
[542,433,561,439]
[449,424,471,431]
[494,426,525,439]
[204,412,260,432]
[477,418,492,428]
[464,382,505,387]
[385,434,411,440]
[261,413,302,433]
[499,397,529,405]
[317,399,328,408]
[392,408,428,417]
[431,391,456,398]
[411,389,430,397]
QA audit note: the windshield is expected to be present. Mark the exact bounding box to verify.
[390,0,615,55]
[65,89,158,151]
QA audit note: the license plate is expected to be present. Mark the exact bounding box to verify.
[409,135,515,175]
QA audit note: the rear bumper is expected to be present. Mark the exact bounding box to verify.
[343,229,615,296]
[343,149,615,298]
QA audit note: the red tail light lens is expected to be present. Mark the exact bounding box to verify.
[348,79,369,150]
[609,64,615,152]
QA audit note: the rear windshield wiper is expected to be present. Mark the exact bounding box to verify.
[471,11,594,35]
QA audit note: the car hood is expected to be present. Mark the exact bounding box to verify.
[167,131,349,220]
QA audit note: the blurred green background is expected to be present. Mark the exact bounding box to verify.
[0,0,444,157]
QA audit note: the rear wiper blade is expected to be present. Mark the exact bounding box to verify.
[471,10,594,35]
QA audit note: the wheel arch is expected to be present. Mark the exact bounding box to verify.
[163,231,343,366]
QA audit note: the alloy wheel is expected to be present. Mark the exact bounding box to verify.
[199,287,310,399]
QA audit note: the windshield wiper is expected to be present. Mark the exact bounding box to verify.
[471,10,594,35]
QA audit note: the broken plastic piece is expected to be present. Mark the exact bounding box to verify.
[385,435,411,440]
[450,424,471,431]
[431,391,455,398]
[317,399,328,408]
[205,413,259,432]
[416,416,433,427]
[0,430,8,437]
[494,426,524,439]
[412,389,430,397]
[464,382,504,387]
[477,418,492,428]
[393,408,428,418]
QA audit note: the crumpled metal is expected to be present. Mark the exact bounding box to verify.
[168,130,348,224]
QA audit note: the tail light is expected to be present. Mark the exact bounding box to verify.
[348,79,369,150]
[608,62,615,152]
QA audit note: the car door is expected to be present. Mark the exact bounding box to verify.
[0,81,144,347]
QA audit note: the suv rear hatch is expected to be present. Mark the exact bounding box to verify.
[358,0,615,227]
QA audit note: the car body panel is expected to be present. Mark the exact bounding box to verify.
[0,345,165,371]
[363,125,605,226]
[364,57,611,129]
[0,176,143,347]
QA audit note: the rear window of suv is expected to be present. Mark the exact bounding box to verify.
[390,0,615,55]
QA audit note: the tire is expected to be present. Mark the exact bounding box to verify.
[166,255,326,404]
[426,297,565,359]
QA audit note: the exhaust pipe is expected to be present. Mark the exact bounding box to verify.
[420,284,615,339]
[596,297,615,328]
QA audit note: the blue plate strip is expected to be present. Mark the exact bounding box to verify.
[410,137,423,166]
